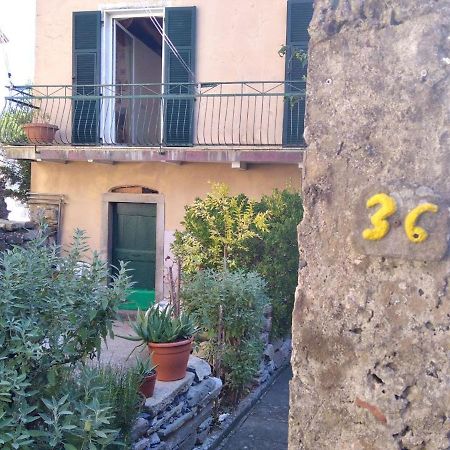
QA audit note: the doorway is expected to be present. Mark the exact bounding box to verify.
[111,202,156,310]
[102,192,165,309]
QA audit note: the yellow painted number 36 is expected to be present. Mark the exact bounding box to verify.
[362,193,439,244]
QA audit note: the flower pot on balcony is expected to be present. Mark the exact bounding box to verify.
[23,123,58,144]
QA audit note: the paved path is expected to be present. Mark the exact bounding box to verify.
[220,366,291,450]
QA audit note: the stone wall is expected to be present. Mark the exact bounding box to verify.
[131,356,222,450]
[0,219,39,251]
[290,1,450,449]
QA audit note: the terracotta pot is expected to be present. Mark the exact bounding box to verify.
[148,339,192,381]
[139,372,157,398]
[23,123,58,144]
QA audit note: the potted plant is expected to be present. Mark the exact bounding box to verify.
[136,357,158,398]
[22,111,58,144]
[122,305,198,382]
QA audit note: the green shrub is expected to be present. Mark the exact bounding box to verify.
[182,270,269,402]
[172,183,269,274]
[242,189,303,338]
[0,229,133,449]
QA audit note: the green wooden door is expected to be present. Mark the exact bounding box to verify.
[112,203,157,310]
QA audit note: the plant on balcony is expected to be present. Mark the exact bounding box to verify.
[22,109,58,144]
[121,305,198,381]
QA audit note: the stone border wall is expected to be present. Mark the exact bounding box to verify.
[132,356,222,450]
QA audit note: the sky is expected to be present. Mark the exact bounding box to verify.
[0,0,36,107]
[0,0,35,220]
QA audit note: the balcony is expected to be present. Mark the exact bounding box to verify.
[0,81,306,165]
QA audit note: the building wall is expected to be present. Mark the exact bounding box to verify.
[31,160,300,248]
[35,0,287,85]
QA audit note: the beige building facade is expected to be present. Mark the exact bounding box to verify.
[2,0,312,306]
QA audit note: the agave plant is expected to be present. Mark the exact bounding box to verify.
[122,305,199,344]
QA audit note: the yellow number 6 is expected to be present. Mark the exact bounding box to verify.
[404,203,439,243]
[362,193,397,241]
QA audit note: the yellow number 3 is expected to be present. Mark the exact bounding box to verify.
[362,193,397,241]
[404,203,439,243]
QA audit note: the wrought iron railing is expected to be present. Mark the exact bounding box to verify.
[0,81,306,147]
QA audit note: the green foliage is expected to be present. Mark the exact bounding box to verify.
[80,365,143,446]
[123,305,198,344]
[0,109,32,201]
[172,183,269,274]
[0,229,134,449]
[245,189,303,338]
[0,157,31,202]
[182,270,268,401]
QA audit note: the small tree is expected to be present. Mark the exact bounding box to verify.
[172,183,269,274]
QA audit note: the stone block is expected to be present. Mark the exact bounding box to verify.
[158,410,195,438]
[162,403,213,449]
[273,350,287,369]
[195,428,210,445]
[197,416,212,433]
[264,343,275,361]
[187,355,212,382]
[133,438,150,450]
[131,417,151,441]
[148,402,185,434]
[148,432,161,447]
[186,377,222,408]
[176,431,197,450]
[145,372,195,416]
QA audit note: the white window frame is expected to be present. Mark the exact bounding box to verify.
[100,6,165,145]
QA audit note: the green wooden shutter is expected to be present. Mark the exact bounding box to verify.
[72,11,101,144]
[283,0,313,147]
[164,7,196,146]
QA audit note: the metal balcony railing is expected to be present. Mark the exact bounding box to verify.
[0,81,306,148]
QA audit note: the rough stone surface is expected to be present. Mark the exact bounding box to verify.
[0,220,38,252]
[133,362,221,450]
[131,417,150,441]
[187,355,212,382]
[290,1,450,450]
[145,372,195,416]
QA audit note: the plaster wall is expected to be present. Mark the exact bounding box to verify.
[31,161,300,249]
[290,1,450,449]
[34,0,287,86]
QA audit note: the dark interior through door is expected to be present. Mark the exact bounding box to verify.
[111,202,157,310]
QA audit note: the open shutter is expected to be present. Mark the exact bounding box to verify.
[283,0,313,147]
[72,11,101,144]
[164,7,196,146]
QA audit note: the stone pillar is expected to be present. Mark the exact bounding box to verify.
[290,2,450,449]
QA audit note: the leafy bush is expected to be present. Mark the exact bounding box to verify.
[0,229,134,449]
[182,270,269,402]
[172,183,269,274]
[245,189,303,338]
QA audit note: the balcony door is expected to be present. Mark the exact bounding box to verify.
[114,18,163,145]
